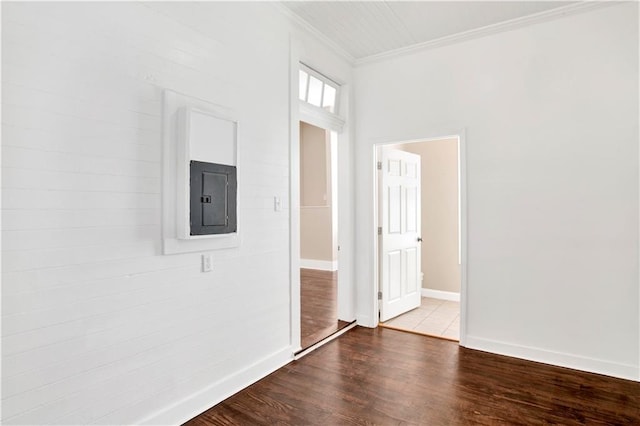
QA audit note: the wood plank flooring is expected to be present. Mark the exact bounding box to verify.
[186,327,639,425]
[300,268,349,349]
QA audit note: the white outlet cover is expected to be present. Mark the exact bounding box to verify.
[202,254,213,272]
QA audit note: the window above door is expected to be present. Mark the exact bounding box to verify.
[298,63,345,133]
[299,63,340,114]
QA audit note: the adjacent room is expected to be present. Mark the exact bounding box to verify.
[379,137,461,341]
[1,1,638,425]
[299,120,350,349]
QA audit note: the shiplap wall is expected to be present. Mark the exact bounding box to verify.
[1,2,350,424]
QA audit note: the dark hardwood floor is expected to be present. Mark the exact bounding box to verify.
[300,268,349,349]
[186,327,639,425]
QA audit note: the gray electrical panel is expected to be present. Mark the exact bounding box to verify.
[190,160,237,235]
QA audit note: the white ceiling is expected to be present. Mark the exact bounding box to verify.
[281,1,575,61]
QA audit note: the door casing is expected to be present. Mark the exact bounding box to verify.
[289,39,356,353]
[373,133,468,346]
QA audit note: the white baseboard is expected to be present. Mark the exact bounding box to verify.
[300,258,338,271]
[137,346,294,425]
[421,288,460,302]
[465,335,639,382]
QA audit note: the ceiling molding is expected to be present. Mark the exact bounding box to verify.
[272,2,356,65]
[355,1,615,67]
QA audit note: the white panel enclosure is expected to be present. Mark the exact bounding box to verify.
[163,90,240,253]
[188,109,236,166]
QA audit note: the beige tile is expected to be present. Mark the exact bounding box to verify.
[442,328,460,340]
[445,323,460,333]
[395,309,429,322]
[425,310,458,324]
[421,297,444,308]
[449,315,460,330]
[418,305,435,313]
[433,302,459,312]
[416,315,452,329]
[414,320,448,336]
[441,300,460,309]
[444,321,459,333]
[434,305,459,315]
[384,316,423,329]
[384,297,461,340]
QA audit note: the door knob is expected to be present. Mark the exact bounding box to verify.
[417,237,423,242]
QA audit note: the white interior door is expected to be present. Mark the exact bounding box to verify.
[379,147,422,322]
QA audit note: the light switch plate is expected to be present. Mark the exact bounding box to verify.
[274,196,281,212]
[202,254,213,272]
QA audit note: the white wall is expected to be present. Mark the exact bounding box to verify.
[1,2,353,424]
[300,122,335,264]
[355,3,639,380]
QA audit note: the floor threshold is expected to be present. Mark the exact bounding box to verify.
[294,321,357,359]
[378,323,459,342]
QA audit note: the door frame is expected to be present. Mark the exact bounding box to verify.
[289,39,355,353]
[373,132,468,346]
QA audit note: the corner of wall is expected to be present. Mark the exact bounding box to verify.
[465,335,639,382]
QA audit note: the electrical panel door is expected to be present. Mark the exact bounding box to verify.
[190,161,237,235]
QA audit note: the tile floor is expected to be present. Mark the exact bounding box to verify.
[382,297,459,340]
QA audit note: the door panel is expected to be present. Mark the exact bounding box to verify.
[388,186,401,233]
[388,250,402,301]
[379,147,422,322]
[406,187,418,232]
[406,247,418,293]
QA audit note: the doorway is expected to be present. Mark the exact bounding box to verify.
[376,136,463,342]
[299,121,350,349]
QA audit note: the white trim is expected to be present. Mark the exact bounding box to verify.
[300,259,338,272]
[458,130,468,347]
[421,288,460,302]
[136,346,293,425]
[289,37,302,353]
[335,83,356,323]
[355,2,613,66]
[294,322,357,360]
[465,335,639,382]
[299,101,345,133]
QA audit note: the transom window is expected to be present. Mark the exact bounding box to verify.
[299,64,340,114]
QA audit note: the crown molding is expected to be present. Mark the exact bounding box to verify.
[355,1,617,67]
[272,2,356,66]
